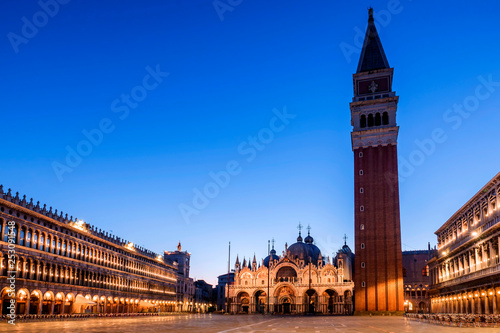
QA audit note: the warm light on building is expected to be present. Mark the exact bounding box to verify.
[125,242,135,251]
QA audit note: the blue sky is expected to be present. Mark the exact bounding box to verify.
[1,0,499,285]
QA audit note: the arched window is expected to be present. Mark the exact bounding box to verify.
[276,266,297,281]
[382,112,389,125]
[422,265,429,277]
[52,239,56,254]
[368,114,374,127]
[360,115,366,128]
[40,235,45,251]
[33,233,38,249]
[62,242,66,256]
[375,113,381,126]
[26,230,31,247]
[19,228,25,246]
[46,237,50,252]
[12,225,18,243]
[57,240,61,255]
[3,223,8,242]
[360,224,365,230]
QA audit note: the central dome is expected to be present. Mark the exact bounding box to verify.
[287,232,321,264]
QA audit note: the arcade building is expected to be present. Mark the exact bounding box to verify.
[0,186,180,315]
[227,226,354,315]
[428,172,500,314]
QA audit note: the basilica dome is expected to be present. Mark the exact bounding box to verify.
[263,248,280,268]
[287,231,321,265]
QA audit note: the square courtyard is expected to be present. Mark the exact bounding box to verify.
[1,314,497,333]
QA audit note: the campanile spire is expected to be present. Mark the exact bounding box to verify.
[357,8,390,74]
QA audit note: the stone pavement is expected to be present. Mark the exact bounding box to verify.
[0,314,497,332]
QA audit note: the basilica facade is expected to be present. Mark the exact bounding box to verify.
[227,228,354,315]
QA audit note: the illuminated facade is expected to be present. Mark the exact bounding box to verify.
[0,186,179,315]
[227,228,354,315]
[402,246,436,313]
[164,244,195,312]
[428,172,500,314]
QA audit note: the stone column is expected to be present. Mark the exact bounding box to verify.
[481,244,486,269]
[25,298,30,315]
[498,236,500,264]
[485,292,490,314]
[493,290,498,314]
[474,248,480,272]
[488,241,493,267]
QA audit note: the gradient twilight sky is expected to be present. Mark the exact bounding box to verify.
[1,0,500,285]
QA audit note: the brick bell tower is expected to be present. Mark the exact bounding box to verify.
[350,8,404,312]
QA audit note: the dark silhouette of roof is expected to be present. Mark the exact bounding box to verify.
[357,8,390,73]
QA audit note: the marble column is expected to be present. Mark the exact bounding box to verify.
[485,292,490,314]
[475,248,480,272]
[25,298,30,315]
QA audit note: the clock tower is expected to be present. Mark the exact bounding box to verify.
[350,8,404,312]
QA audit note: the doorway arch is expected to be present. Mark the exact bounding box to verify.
[304,289,318,313]
[254,290,266,313]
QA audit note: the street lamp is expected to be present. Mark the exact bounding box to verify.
[267,239,270,314]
